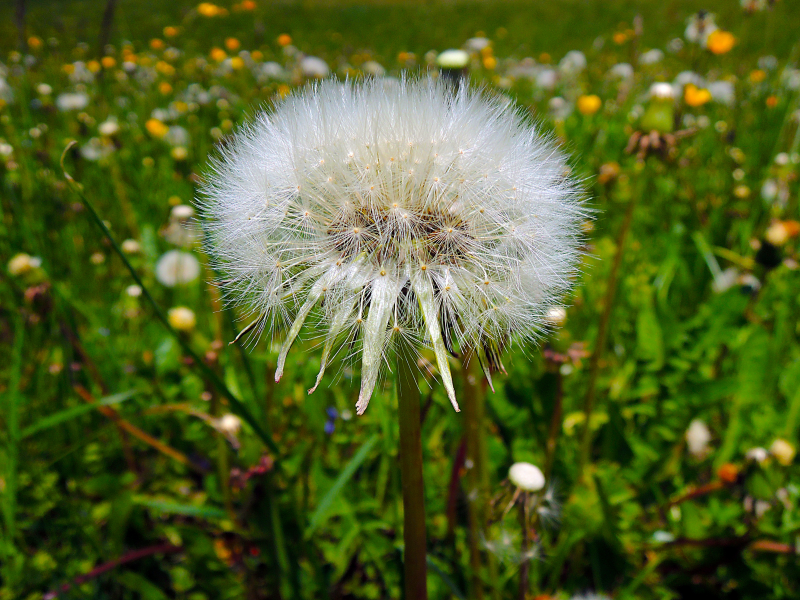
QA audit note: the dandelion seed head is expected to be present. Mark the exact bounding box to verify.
[199,78,586,413]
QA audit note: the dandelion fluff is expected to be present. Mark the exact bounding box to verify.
[199,78,586,414]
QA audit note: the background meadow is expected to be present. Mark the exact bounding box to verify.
[2,0,800,598]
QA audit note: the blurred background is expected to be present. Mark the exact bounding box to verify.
[2,1,800,599]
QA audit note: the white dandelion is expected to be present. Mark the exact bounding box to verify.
[199,78,586,414]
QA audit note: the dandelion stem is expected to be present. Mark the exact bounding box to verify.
[396,337,428,600]
[462,357,493,600]
[518,493,530,600]
[579,191,638,478]
[60,143,280,459]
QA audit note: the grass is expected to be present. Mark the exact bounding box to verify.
[2,0,800,598]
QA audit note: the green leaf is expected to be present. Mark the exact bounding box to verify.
[132,497,227,520]
[306,434,379,535]
[20,390,137,439]
[117,570,171,600]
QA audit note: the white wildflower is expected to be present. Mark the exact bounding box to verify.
[8,253,42,276]
[559,50,586,75]
[649,82,676,100]
[362,61,386,77]
[98,118,120,136]
[685,419,712,457]
[464,37,491,53]
[708,80,735,106]
[299,56,329,78]
[639,49,664,65]
[685,12,718,47]
[199,79,586,414]
[167,306,197,331]
[436,49,469,69]
[155,250,200,286]
[56,92,90,111]
[508,462,545,492]
[608,63,634,81]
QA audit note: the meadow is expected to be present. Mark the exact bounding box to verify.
[2,0,800,598]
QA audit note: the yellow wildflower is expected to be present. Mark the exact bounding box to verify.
[577,94,602,115]
[145,118,169,138]
[684,84,711,107]
[209,47,227,62]
[707,30,735,55]
[230,56,245,70]
[86,60,101,73]
[750,69,767,83]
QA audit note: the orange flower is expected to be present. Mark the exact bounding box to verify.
[277,33,292,47]
[225,37,241,51]
[240,0,257,9]
[684,84,711,107]
[145,118,169,138]
[209,47,227,62]
[158,82,173,95]
[197,3,227,17]
[717,463,739,484]
[150,38,165,51]
[577,94,602,115]
[750,69,767,83]
[707,30,735,55]
[28,36,43,50]
[766,95,778,108]
[163,26,180,38]
[101,56,116,69]
[613,31,628,45]
[482,55,497,70]
[251,50,263,61]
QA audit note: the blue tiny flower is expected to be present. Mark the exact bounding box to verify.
[326,406,338,420]
[324,420,335,435]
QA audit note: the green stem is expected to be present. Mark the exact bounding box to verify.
[462,359,489,600]
[60,144,280,459]
[396,338,428,600]
[578,191,638,478]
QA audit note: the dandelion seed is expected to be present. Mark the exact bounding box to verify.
[199,78,586,414]
[508,462,545,492]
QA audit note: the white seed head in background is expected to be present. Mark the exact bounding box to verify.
[199,78,587,414]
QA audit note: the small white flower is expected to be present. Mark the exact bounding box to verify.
[126,284,143,297]
[121,239,141,254]
[608,63,634,81]
[685,419,712,457]
[746,447,769,464]
[217,413,242,435]
[545,306,567,328]
[508,462,545,492]
[649,82,676,100]
[361,61,385,77]
[200,79,586,414]
[436,49,469,69]
[464,37,491,53]
[639,49,664,65]
[155,250,200,287]
[299,56,329,78]
[559,50,586,75]
[770,438,796,466]
[171,204,195,220]
[8,252,42,276]
[167,306,197,331]
[98,118,120,136]
[56,92,90,111]
[37,83,53,96]
[708,80,735,106]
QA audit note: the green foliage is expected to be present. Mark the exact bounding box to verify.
[1,0,800,598]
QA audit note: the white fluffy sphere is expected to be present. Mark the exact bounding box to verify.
[200,78,586,414]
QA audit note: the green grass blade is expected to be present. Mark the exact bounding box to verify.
[306,434,379,536]
[20,390,138,439]
[132,497,228,520]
